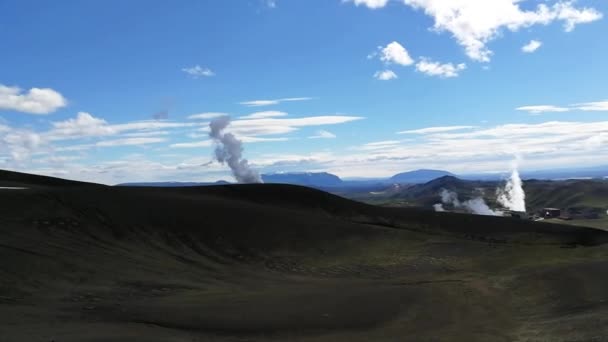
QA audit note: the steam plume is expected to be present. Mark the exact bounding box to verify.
[496,167,526,212]
[433,203,445,212]
[435,189,502,216]
[209,116,262,184]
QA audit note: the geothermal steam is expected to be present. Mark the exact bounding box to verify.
[209,116,262,184]
[436,189,503,216]
[433,164,527,216]
[496,168,526,212]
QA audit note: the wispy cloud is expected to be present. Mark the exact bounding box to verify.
[238,111,288,119]
[225,115,364,136]
[47,112,197,141]
[96,137,167,147]
[187,112,229,120]
[574,101,608,112]
[308,130,336,139]
[516,100,608,114]
[239,97,313,107]
[170,140,213,149]
[398,125,475,134]
[516,105,569,114]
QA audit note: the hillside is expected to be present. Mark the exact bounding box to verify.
[390,169,454,183]
[1,170,608,341]
[262,172,343,187]
[352,176,608,228]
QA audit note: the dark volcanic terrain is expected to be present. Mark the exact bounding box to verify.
[1,170,608,341]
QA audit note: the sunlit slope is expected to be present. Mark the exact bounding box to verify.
[1,170,608,341]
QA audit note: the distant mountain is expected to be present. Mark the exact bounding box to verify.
[389,169,455,184]
[461,165,608,181]
[262,172,343,187]
[117,181,230,187]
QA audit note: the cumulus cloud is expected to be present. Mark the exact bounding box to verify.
[239,97,313,107]
[50,112,116,138]
[182,65,215,78]
[351,1,603,62]
[0,84,67,114]
[522,40,542,53]
[374,70,398,80]
[415,58,466,78]
[379,41,414,66]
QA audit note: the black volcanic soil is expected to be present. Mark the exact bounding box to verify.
[1,170,608,341]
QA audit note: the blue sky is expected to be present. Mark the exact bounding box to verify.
[0,0,607,183]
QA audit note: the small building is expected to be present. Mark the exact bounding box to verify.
[542,208,561,218]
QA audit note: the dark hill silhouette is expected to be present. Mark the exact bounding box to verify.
[2,169,608,341]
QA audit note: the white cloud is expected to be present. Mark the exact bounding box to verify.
[399,125,475,134]
[516,100,608,114]
[96,137,167,147]
[266,0,277,8]
[240,136,289,143]
[355,1,602,62]
[181,65,215,78]
[50,112,116,138]
[373,70,398,80]
[1,130,43,161]
[227,115,364,136]
[170,140,213,149]
[123,131,170,138]
[379,41,414,66]
[522,39,542,53]
[170,136,288,149]
[415,58,466,78]
[345,0,389,9]
[187,112,229,120]
[573,100,608,112]
[0,84,67,114]
[239,97,313,107]
[238,111,289,119]
[308,130,337,139]
[48,112,197,141]
[9,119,608,183]
[516,105,569,114]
